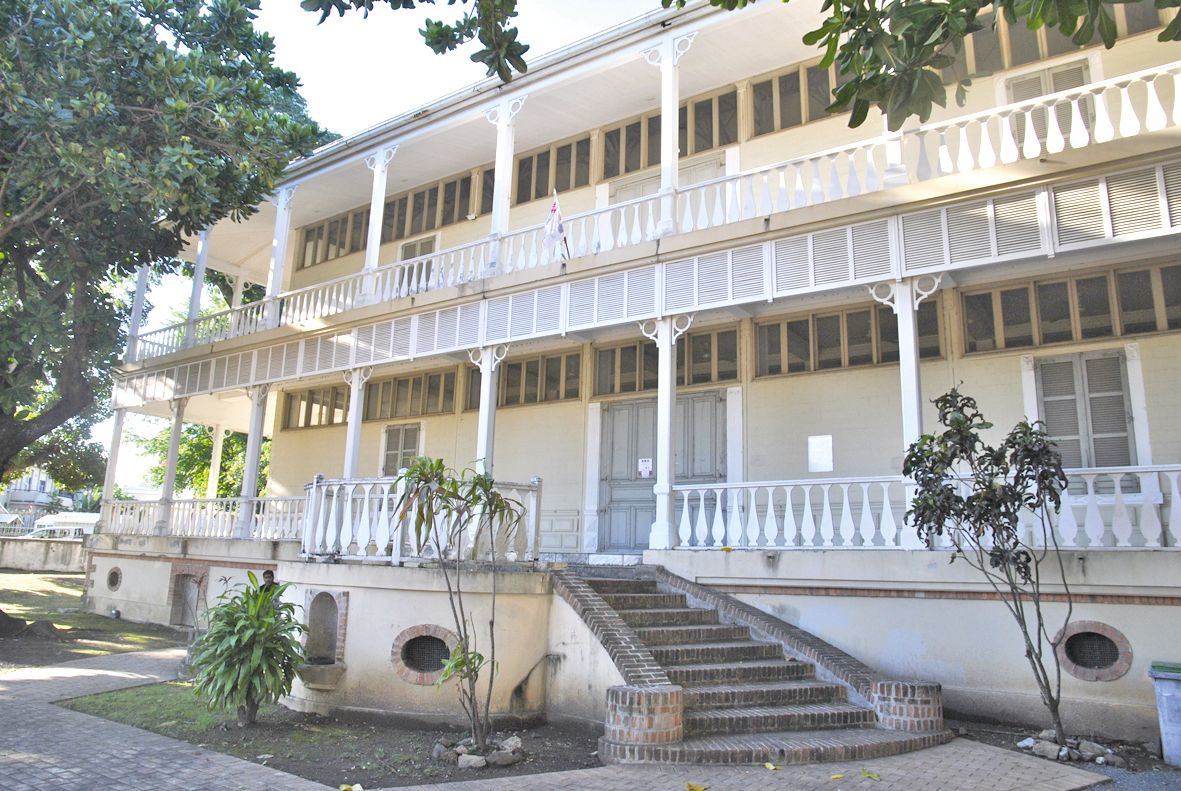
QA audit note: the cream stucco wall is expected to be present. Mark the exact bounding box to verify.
[545,593,626,727]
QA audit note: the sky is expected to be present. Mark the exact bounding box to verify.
[100,0,659,495]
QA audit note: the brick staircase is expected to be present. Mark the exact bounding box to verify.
[581,573,950,765]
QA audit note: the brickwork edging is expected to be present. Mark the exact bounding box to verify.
[652,566,946,733]
[549,569,672,688]
[603,684,684,746]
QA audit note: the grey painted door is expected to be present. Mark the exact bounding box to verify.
[600,391,725,551]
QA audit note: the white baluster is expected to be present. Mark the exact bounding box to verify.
[1021,109,1041,158]
[936,130,952,175]
[745,488,761,546]
[759,172,774,215]
[743,175,758,220]
[845,152,861,197]
[837,484,855,546]
[810,160,825,204]
[1083,475,1105,546]
[1111,474,1134,546]
[629,204,643,245]
[800,486,816,546]
[356,483,373,554]
[726,489,743,547]
[865,145,880,192]
[1056,494,1079,548]
[711,184,726,227]
[818,485,835,547]
[696,188,711,230]
[644,200,656,239]
[694,489,710,547]
[793,163,807,206]
[1093,90,1116,142]
[601,211,616,252]
[725,180,740,223]
[776,166,790,210]
[681,192,696,233]
[677,490,693,547]
[977,120,997,169]
[827,157,842,200]
[1118,84,1140,138]
[710,491,726,546]
[763,486,781,547]
[1139,472,1163,548]
[916,132,932,181]
[879,481,899,547]
[999,114,1020,163]
[858,482,876,546]
[1173,72,1181,126]
[1045,102,1065,154]
[957,125,975,173]
[1167,471,1181,547]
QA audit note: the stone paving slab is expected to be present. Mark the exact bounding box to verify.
[0,649,1109,791]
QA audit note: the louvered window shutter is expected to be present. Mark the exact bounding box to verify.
[1038,358,1086,469]
[1081,354,1134,468]
[1049,62,1090,138]
[1007,72,1048,148]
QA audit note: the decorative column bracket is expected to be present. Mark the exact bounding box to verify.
[867,273,942,313]
[470,344,509,475]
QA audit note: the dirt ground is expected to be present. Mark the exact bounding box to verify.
[0,570,183,671]
[60,680,602,788]
[949,718,1180,781]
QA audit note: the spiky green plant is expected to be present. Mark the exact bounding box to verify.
[190,572,305,726]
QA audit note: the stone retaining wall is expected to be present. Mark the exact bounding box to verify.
[0,538,85,573]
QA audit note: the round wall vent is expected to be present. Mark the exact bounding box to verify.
[391,624,459,685]
[106,567,122,592]
[1057,620,1132,682]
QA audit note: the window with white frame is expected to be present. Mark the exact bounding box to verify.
[381,424,421,476]
[515,136,591,205]
[399,236,435,261]
[1036,352,1135,471]
[364,370,455,421]
[464,352,582,410]
[750,61,853,137]
[593,328,738,397]
[283,385,349,429]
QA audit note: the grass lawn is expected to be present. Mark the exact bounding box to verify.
[60,681,601,788]
[0,569,183,670]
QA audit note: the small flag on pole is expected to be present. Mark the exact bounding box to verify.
[543,190,570,261]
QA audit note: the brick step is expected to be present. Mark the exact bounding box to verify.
[682,680,848,710]
[683,702,876,736]
[598,592,687,610]
[648,640,783,666]
[617,607,719,628]
[632,623,751,646]
[599,727,953,765]
[583,578,657,594]
[665,659,814,686]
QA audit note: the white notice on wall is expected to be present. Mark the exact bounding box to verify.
[637,457,654,479]
[807,435,833,473]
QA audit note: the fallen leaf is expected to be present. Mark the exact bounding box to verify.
[861,768,881,781]
[685,783,710,791]
[831,773,845,779]
[764,762,779,770]
[721,546,735,552]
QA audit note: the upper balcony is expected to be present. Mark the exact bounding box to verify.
[124,3,1181,368]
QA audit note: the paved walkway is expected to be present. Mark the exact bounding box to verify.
[0,649,1109,791]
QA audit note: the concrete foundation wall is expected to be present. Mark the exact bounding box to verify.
[0,538,85,573]
[648,547,1178,741]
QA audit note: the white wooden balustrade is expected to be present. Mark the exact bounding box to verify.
[101,496,305,540]
[672,465,1181,551]
[127,61,1181,363]
[301,476,543,563]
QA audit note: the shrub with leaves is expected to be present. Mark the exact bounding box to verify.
[904,388,1071,744]
[190,571,305,726]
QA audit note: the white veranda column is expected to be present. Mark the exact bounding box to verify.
[362,146,397,298]
[643,32,696,237]
[101,408,126,521]
[235,384,270,537]
[125,265,149,360]
[642,314,694,550]
[484,96,527,269]
[185,228,210,346]
[206,425,227,500]
[265,185,297,327]
[156,398,188,534]
[469,345,508,475]
[342,368,373,479]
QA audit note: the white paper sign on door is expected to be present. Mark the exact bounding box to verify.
[637,457,654,478]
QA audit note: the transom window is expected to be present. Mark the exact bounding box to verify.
[464,352,582,410]
[602,89,738,181]
[515,137,591,205]
[962,264,1181,354]
[751,61,852,138]
[593,328,738,396]
[756,302,941,377]
[283,385,349,430]
[364,370,456,421]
